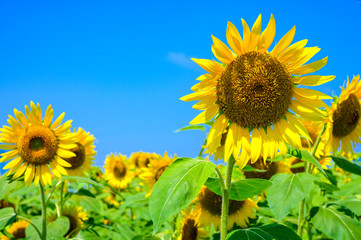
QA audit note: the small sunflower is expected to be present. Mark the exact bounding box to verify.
[0,102,76,186]
[129,152,158,176]
[63,128,96,176]
[181,14,334,168]
[104,153,134,190]
[48,205,88,238]
[193,187,258,230]
[1,220,28,240]
[178,210,209,240]
[139,152,177,196]
[324,75,361,153]
[0,200,15,211]
[243,157,290,180]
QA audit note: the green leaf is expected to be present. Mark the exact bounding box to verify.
[226,224,301,240]
[25,216,42,240]
[47,216,70,238]
[0,208,16,230]
[267,173,315,222]
[242,165,267,172]
[149,157,216,234]
[61,176,109,192]
[70,229,102,240]
[337,177,361,196]
[312,206,361,240]
[331,156,361,176]
[336,198,361,216]
[287,145,328,179]
[175,125,205,133]
[314,181,340,192]
[70,194,103,213]
[0,175,20,199]
[205,177,272,201]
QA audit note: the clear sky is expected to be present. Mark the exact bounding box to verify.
[0,0,360,169]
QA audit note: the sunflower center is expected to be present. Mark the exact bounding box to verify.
[113,163,126,179]
[217,51,293,128]
[332,94,361,137]
[12,226,26,239]
[18,125,58,165]
[182,218,198,240]
[65,143,85,169]
[155,165,168,181]
[244,158,279,180]
[199,187,244,216]
[290,158,305,173]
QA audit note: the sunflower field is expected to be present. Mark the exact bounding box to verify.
[1,13,361,240]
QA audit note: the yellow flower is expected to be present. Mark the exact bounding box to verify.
[193,187,258,230]
[243,157,291,179]
[181,14,334,168]
[1,220,28,240]
[139,152,177,196]
[178,210,209,240]
[0,102,77,186]
[64,128,96,176]
[48,205,88,238]
[129,152,158,176]
[104,153,134,189]
[324,75,361,153]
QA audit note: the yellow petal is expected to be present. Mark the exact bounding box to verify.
[287,47,321,69]
[241,18,251,52]
[294,75,335,86]
[290,56,328,75]
[231,124,242,157]
[211,35,234,65]
[285,113,311,140]
[258,14,276,52]
[54,120,72,135]
[293,92,329,108]
[226,21,243,55]
[271,25,296,57]
[34,167,41,186]
[51,112,65,130]
[192,96,217,110]
[289,100,324,121]
[191,58,224,75]
[24,164,35,185]
[250,129,262,163]
[207,114,228,148]
[250,14,262,51]
[56,156,72,168]
[190,105,219,124]
[0,144,16,150]
[259,128,269,161]
[180,89,216,102]
[57,148,76,158]
[224,124,235,161]
[293,88,332,100]
[13,163,27,179]
[277,39,308,63]
[43,105,54,127]
[24,105,34,124]
[14,109,29,128]
[3,156,22,169]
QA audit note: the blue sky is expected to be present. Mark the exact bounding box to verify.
[0,0,360,169]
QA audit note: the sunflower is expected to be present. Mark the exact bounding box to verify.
[63,128,96,176]
[243,156,290,179]
[324,75,361,154]
[0,200,15,211]
[48,205,88,238]
[0,102,77,186]
[180,14,334,168]
[139,152,177,196]
[104,153,134,190]
[178,210,209,240]
[193,187,258,230]
[1,220,28,240]
[129,152,158,176]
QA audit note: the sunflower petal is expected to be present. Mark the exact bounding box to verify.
[191,58,224,75]
[290,56,328,75]
[43,105,54,127]
[258,14,276,52]
[190,105,219,124]
[226,21,243,55]
[51,112,65,130]
[271,25,296,57]
[241,18,251,52]
[250,14,262,51]
[294,75,335,86]
[250,129,262,163]
[211,35,234,65]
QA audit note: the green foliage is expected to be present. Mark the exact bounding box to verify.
[70,194,104,213]
[25,216,42,240]
[267,173,315,222]
[0,175,21,200]
[312,205,361,240]
[47,216,70,238]
[149,157,216,234]
[70,229,102,240]
[331,156,361,176]
[226,224,301,240]
[205,177,272,201]
[0,208,16,230]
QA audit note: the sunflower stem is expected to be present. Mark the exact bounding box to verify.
[220,155,236,240]
[297,124,326,237]
[59,181,64,216]
[39,184,47,240]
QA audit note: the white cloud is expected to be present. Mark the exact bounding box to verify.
[165,52,199,71]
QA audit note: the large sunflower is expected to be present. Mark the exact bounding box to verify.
[139,152,177,196]
[0,102,76,186]
[193,186,258,230]
[1,220,28,240]
[104,153,134,189]
[180,14,334,167]
[324,75,361,153]
[64,128,96,176]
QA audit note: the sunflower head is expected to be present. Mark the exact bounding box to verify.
[1,220,28,240]
[178,210,209,240]
[139,152,177,196]
[193,187,258,230]
[181,14,334,167]
[63,128,96,176]
[0,102,77,186]
[325,75,361,153]
[104,153,134,190]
